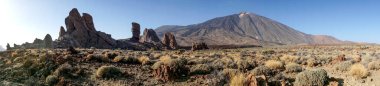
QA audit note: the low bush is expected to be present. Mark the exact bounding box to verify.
[45,75,59,86]
[294,69,328,86]
[250,66,273,76]
[285,63,303,73]
[190,64,213,75]
[368,60,380,70]
[335,61,353,71]
[96,66,122,78]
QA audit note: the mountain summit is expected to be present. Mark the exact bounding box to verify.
[156,12,348,46]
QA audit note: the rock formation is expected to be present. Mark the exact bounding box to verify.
[59,26,66,37]
[140,28,161,43]
[131,22,141,42]
[57,8,117,49]
[6,43,10,50]
[162,32,177,49]
[191,42,208,51]
[44,34,53,48]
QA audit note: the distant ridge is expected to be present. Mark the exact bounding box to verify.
[155,12,351,46]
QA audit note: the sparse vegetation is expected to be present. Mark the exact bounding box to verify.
[1,45,379,85]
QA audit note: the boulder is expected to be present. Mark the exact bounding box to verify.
[140,28,161,43]
[191,42,208,51]
[162,32,177,49]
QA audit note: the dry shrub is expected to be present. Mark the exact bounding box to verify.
[112,56,125,62]
[280,54,299,63]
[352,55,362,63]
[285,63,303,73]
[138,56,151,65]
[53,63,73,78]
[96,66,122,78]
[294,69,328,86]
[104,52,118,59]
[124,56,139,64]
[236,59,256,71]
[45,75,59,86]
[307,58,317,67]
[229,73,247,86]
[368,60,380,70]
[264,60,284,70]
[152,58,189,82]
[190,64,213,75]
[349,63,368,79]
[222,69,240,79]
[331,54,346,64]
[85,54,109,62]
[250,66,273,76]
[335,61,353,71]
[159,55,172,63]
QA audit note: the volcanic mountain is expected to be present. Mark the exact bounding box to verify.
[155,12,349,46]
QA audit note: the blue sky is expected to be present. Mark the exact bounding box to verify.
[0,0,379,48]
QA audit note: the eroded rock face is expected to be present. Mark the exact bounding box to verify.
[140,28,160,43]
[82,13,96,31]
[162,32,177,49]
[191,42,208,51]
[57,8,116,49]
[131,22,140,42]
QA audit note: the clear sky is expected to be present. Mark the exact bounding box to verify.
[0,0,379,49]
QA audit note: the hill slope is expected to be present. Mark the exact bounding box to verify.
[156,12,347,46]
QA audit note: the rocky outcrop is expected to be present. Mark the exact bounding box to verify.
[191,42,208,51]
[44,34,53,48]
[140,28,161,43]
[131,22,140,42]
[57,8,117,49]
[162,32,177,49]
[59,26,66,37]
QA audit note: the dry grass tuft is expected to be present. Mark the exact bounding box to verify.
[229,73,247,86]
[349,63,368,79]
[264,60,284,70]
[138,56,151,65]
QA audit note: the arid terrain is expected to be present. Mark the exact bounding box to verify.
[1,44,379,86]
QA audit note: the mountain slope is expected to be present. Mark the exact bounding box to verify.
[156,12,347,46]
